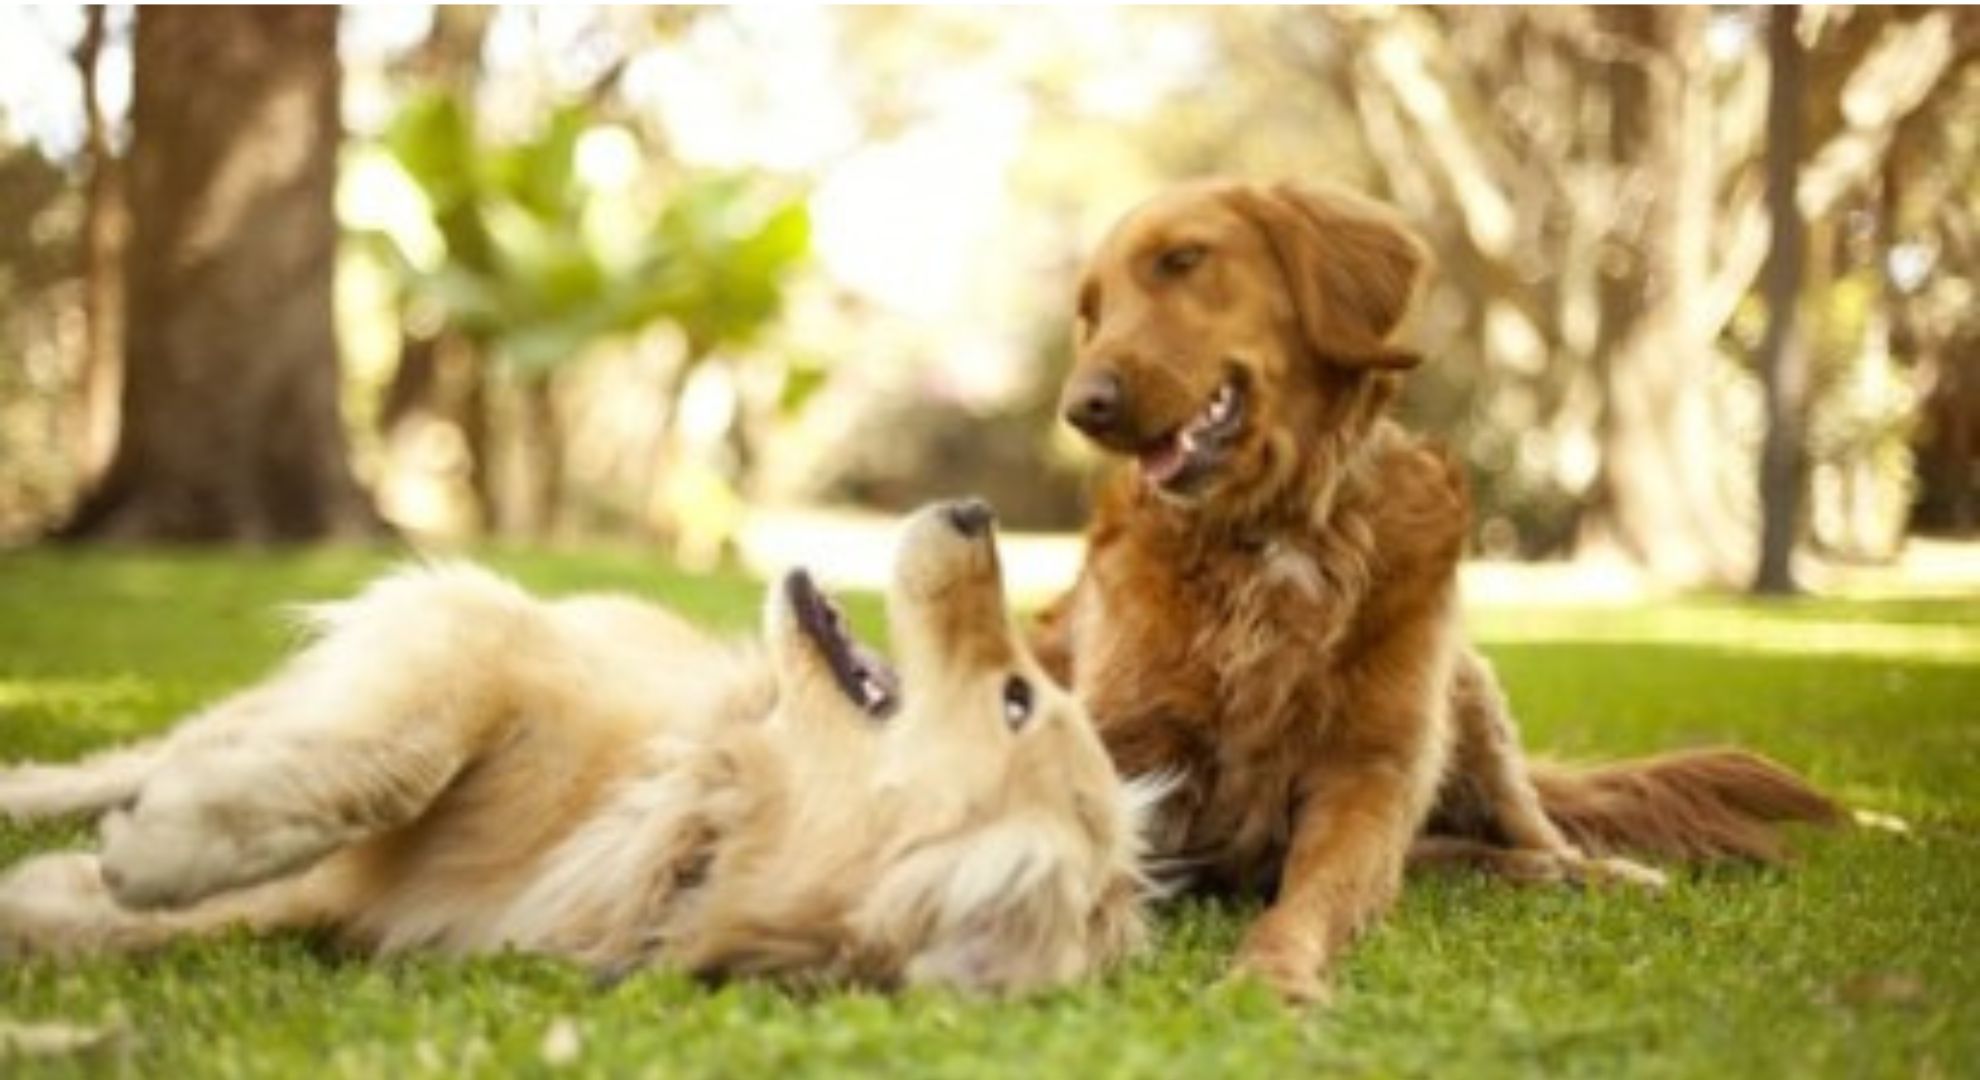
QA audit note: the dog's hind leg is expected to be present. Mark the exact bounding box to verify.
[0,851,179,958]
[1446,649,1576,851]
[96,565,544,911]
[1406,835,1666,889]
[1407,836,1574,883]
[1442,649,1666,890]
[0,850,339,959]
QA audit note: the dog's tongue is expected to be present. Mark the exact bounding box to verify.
[1138,436,1188,487]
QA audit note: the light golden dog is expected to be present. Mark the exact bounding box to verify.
[0,501,1153,994]
[1037,179,1839,1002]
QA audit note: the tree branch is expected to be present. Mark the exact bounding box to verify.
[1701,11,1972,341]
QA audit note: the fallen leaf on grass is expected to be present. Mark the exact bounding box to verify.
[1852,809,1912,834]
[540,1015,583,1066]
[1832,972,1928,1008]
[0,1015,133,1059]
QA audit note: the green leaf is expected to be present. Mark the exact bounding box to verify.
[363,96,812,377]
[485,105,587,219]
[778,363,829,414]
[382,92,479,213]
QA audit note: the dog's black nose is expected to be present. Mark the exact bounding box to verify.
[942,498,995,538]
[1062,369,1124,438]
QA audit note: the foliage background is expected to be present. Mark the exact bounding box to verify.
[0,7,1972,581]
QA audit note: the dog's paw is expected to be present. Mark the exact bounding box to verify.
[1493,848,1572,885]
[98,790,272,911]
[97,798,280,911]
[1230,918,1333,1006]
[1226,948,1332,1007]
[1574,855,1669,892]
[98,754,349,910]
[0,853,134,958]
[97,802,208,910]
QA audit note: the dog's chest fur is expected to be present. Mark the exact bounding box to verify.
[1067,428,1465,891]
[1072,510,1370,889]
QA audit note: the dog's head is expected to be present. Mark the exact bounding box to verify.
[1060,179,1431,512]
[694,500,1151,994]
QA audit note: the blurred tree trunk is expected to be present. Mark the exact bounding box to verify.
[1894,81,1980,536]
[480,373,564,538]
[521,379,564,536]
[1584,6,1746,583]
[1753,7,1810,594]
[60,6,378,542]
[1310,7,1971,582]
[1911,332,1978,534]
[72,5,126,487]
[380,5,496,530]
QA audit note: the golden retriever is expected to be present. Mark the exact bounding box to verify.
[0,501,1154,994]
[1036,179,1840,1002]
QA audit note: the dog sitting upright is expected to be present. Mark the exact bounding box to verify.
[0,500,1153,994]
[1036,180,1839,1002]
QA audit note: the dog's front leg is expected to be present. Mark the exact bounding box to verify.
[1232,621,1455,1004]
[1232,748,1431,1003]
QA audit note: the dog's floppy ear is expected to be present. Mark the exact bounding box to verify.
[1227,181,1431,371]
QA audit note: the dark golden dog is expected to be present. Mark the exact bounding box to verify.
[1038,179,1839,1002]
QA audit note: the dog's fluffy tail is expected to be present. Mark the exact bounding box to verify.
[1533,748,1842,864]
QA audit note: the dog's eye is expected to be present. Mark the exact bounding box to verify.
[1154,244,1207,279]
[1076,283,1101,339]
[1002,675,1034,731]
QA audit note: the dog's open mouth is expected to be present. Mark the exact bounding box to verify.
[1137,374,1246,494]
[786,570,899,718]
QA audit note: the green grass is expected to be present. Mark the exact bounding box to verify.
[1,548,1975,1078]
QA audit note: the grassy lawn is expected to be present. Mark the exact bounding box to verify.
[1,547,1975,1078]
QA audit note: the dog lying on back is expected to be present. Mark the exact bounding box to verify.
[1037,179,1840,1002]
[0,501,1153,994]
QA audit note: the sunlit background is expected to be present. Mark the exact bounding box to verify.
[0,6,1972,596]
